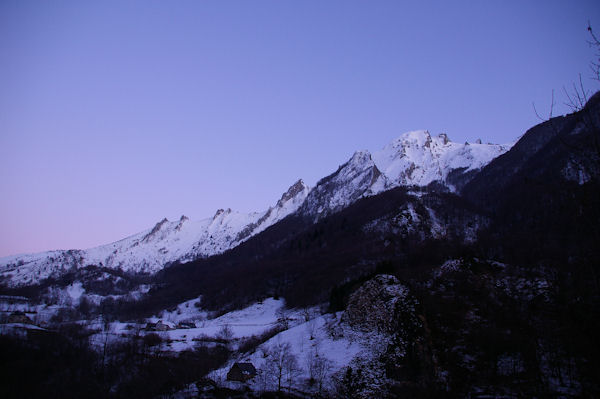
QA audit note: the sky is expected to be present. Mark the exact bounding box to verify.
[1,1,599,257]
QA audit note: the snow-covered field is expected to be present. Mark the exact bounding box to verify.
[82,298,294,352]
[150,298,291,352]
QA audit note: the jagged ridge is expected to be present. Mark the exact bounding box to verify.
[0,180,310,286]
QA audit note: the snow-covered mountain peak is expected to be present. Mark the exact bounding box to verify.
[388,130,433,148]
[343,150,382,175]
[142,218,170,243]
[372,130,511,189]
[381,130,454,155]
[277,179,309,208]
[300,149,388,219]
[232,179,310,241]
[349,149,372,162]
[438,132,450,144]
[211,208,234,225]
[175,215,189,231]
[297,130,510,220]
[338,151,386,192]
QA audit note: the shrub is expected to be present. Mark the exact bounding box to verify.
[143,333,162,347]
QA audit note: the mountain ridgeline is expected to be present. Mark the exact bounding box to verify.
[0,129,507,287]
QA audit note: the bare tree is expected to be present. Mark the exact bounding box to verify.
[306,347,332,395]
[217,323,234,341]
[262,340,299,392]
[588,23,600,82]
[284,351,302,392]
[255,368,270,392]
[532,23,600,175]
[562,23,600,113]
[101,317,112,370]
[276,307,290,329]
[534,22,600,117]
[302,307,312,322]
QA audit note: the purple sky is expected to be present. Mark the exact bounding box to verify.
[1,1,599,257]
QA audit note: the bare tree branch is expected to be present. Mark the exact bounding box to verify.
[533,89,554,121]
[588,22,600,81]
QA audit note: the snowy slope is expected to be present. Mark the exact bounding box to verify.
[209,277,417,395]
[0,180,310,286]
[211,312,373,390]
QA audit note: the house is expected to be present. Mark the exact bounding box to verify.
[145,322,157,331]
[177,321,196,329]
[155,320,172,331]
[195,378,217,393]
[227,362,257,382]
[8,311,33,324]
[145,320,173,331]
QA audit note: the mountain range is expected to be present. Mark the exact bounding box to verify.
[0,130,510,287]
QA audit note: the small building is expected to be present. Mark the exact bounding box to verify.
[145,320,173,331]
[155,320,172,331]
[178,321,196,329]
[8,311,33,324]
[195,378,217,393]
[145,322,157,331]
[227,362,257,382]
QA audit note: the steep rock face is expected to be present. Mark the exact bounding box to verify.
[337,275,434,397]
[343,274,416,334]
[299,151,389,219]
[0,180,310,286]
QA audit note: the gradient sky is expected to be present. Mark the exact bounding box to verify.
[1,1,599,257]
